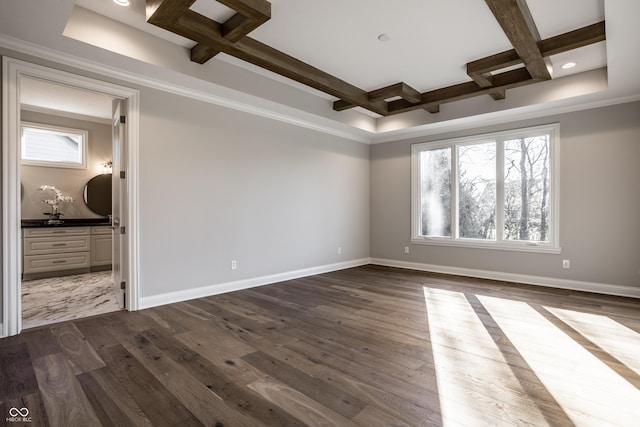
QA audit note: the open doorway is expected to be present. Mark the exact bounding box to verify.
[19,77,120,329]
[2,57,139,337]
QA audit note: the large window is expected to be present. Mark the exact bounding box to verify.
[411,124,559,253]
[21,122,87,169]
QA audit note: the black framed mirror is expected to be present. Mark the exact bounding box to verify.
[84,173,112,216]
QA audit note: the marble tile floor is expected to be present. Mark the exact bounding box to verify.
[21,271,122,330]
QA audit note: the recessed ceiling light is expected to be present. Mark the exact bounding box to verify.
[377,33,391,42]
[113,0,130,6]
[562,62,577,69]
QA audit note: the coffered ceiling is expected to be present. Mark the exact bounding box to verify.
[75,0,607,116]
[2,0,637,141]
[141,0,605,117]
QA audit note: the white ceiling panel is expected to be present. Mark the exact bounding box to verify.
[249,0,513,92]
[527,0,605,38]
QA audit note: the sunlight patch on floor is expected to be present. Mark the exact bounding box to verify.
[546,306,640,376]
[478,294,640,426]
[425,286,640,426]
[424,288,548,426]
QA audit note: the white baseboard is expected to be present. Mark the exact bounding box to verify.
[138,258,371,310]
[138,256,639,310]
[370,258,640,299]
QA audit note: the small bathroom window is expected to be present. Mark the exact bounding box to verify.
[21,122,88,169]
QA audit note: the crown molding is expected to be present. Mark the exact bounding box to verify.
[2,33,638,147]
[0,33,374,144]
[371,91,640,144]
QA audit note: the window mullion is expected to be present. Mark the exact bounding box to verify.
[451,145,459,240]
[411,147,420,240]
[496,139,505,243]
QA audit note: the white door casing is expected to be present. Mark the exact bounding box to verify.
[1,57,140,337]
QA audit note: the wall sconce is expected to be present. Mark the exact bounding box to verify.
[101,161,113,174]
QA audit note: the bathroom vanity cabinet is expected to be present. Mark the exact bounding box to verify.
[90,226,113,268]
[22,222,112,280]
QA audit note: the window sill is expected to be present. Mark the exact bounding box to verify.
[410,237,561,254]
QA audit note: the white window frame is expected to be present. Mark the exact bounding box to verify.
[21,121,88,169]
[411,123,560,253]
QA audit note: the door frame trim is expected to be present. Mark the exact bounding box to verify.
[2,57,140,337]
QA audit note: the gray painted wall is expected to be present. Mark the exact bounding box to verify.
[0,60,370,326]
[371,101,640,288]
[2,59,638,330]
[137,87,370,297]
[20,110,112,219]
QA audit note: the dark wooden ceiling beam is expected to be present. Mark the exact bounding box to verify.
[191,45,221,64]
[147,0,387,115]
[191,0,271,64]
[468,72,494,88]
[333,99,358,112]
[336,68,533,114]
[232,37,387,115]
[145,0,195,24]
[336,20,603,113]
[147,0,272,64]
[191,12,270,63]
[540,21,606,56]
[337,21,605,113]
[223,14,252,40]
[216,0,270,19]
[368,82,421,103]
[170,10,223,42]
[148,1,605,118]
[466,21,605,76]
[386,68,535,115]
[151,9,387,115]
[467,21,605,76]
[334,82,421,113]
[464,22,601,109]
[490,88,506,100]
[467,50,522,76]
[484,0,551,81]
[423,105,440,114]
[466,72,507,100]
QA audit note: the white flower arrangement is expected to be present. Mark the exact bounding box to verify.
[39,185,74,216]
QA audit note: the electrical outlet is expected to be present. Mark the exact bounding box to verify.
[562,259,570,269]
[337,246,342,255]
[231,260,237,270]
[404,246,410,254]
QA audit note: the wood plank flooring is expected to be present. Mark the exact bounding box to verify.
[2,265,640,426]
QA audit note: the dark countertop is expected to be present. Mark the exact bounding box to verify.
[22,218,112,228]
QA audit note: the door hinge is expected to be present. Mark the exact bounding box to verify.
[120,170,126,179]
[120,281,126,290]
[120,226,126,235]
[120,115,126,124]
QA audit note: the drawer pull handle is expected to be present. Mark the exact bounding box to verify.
[52,260,67,264]
[52,231,65,234]
[52,243,67,247]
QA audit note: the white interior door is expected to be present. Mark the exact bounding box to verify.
[112,99,126,308]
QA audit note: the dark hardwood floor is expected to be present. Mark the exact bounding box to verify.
[2,265,640,426]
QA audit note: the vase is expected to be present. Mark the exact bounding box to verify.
[45,205,63,224]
